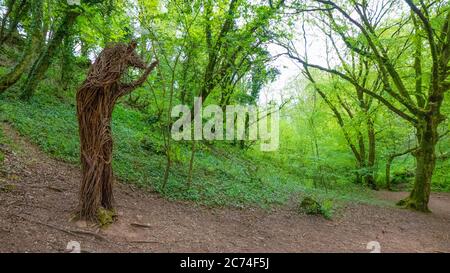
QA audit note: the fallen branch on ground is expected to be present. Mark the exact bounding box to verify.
[130,222,153,229]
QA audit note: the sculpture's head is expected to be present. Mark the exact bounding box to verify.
[85,41,148,86]
[128,40,138,50]
[125,40,146,69]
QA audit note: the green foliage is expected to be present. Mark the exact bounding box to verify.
[391,169,415,185]
[0,95,80,162]
[298,196,322,215]
[1,0,449,214]
[0,88,380,208]
[320,199,335,220]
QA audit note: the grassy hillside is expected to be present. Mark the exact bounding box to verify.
[0,89,379,212]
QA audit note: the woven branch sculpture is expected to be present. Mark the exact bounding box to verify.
[76,41,158,221]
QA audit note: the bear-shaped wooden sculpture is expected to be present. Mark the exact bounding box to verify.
[76,41,158,221]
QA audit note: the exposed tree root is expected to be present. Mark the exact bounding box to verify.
[397,197,431,213]
[17,214,109,242]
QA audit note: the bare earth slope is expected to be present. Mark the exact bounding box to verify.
[1,123,449,253]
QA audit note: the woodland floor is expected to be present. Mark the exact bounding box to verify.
[0,122,449,253]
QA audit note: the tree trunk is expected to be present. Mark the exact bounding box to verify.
[398,116,439,212]
[354,131,366,185]
[187,141,196,188]
[0,0,43,94]
[0,0,17,43]
[365,118,377,189]
[355,160,364,185]
[60,37,75,91]
[0,0,29,47]
[385,157,392,191]
[20,10,80,100]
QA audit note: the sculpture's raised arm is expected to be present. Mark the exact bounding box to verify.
[118,60,159,97]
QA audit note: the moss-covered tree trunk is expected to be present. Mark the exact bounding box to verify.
[20,9,80,100]
[399,115,440,212]
[354,129,366,185]
[0,0,43,94]
[385,158,393,191]
[0,0,30,47]
[0,0,16,44]
[365,118,377,189]
[60,37,75,92]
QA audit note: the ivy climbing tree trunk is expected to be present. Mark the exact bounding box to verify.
[0,0,29,47]
[60,37,76,92]
[20,9,80,100]
[356,131,366,185]
[0,0,43,94]
[365,116,377,189]
[0,0,17,45]
[399,114,441,211]
[396,3,449,212]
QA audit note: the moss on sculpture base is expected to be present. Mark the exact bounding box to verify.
[96,207,117,227]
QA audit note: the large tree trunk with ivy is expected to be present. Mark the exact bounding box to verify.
[397,4,448,212]
[60,37,76,92]
[0,0,30,47]
[399,114,441,212]
[0,0,43,94]
[20,10,80,100]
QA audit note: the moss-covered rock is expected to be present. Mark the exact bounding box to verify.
[298,196,322,215]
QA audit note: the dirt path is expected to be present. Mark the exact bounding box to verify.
[1,123,449,253]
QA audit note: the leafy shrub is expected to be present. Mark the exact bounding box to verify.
[391,169,415,185]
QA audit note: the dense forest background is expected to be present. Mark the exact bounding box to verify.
[0,0,449,218]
